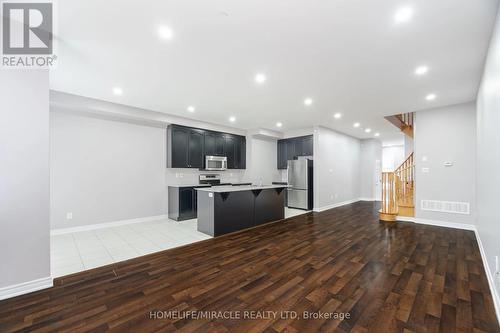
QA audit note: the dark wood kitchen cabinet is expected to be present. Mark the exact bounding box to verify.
[168,186,200,221]
[277,140,287,169]
[235,136,246,169]
[169,126,189,168]
[167,125,205,168]
[204,131,225,157]
[222,134,246,169]
[302,135,313,156]
[224,135,236,169]
[167,124,246,169]
[277,135,313,169]
[188,129,204,168]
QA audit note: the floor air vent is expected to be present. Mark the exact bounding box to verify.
[421,200,470,215]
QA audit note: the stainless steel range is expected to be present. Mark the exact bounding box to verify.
[199,174,231,186]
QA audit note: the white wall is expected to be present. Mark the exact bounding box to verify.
[243,136,281,185]
[50,114,287,230]
[50,111,169,229]
[0,71,51,292]
[313,126,361,210]
[404,135,414,157]
[382,145,405,172]
[51,91,246,137]
[414,102,476,225]
[283,127,314,139]
[476,5,500,312]
[49,92,256,230]
[360,139,382,200]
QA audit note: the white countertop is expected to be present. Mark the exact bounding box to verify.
[195,185,288,193]
[168,184,211,188]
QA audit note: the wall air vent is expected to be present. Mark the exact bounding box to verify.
[421,200,470,215]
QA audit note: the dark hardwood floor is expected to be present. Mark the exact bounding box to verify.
[0,201,498,332]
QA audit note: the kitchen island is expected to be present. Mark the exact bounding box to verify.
[196,185,287,236]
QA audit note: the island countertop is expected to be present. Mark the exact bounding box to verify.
[195,184,288,193]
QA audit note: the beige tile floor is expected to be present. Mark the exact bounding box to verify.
[50,208,309,277]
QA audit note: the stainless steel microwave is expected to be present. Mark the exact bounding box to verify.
[205,156,227,171]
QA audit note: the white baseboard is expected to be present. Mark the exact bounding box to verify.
[473,228,500,321]
[0,277,53,301]
[396,216,500,321]
[313,198,361,212]
[358,198,379,202]
[51,214,168,235]
[396,216,476,231]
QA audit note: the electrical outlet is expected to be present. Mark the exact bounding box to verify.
[66,212,73,220]
[335,194,339,199]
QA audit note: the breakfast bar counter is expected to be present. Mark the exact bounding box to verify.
[196,185,287,236]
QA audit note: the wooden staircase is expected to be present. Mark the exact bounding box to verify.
[380,153,415,221]
[380,112,415,222]
[385,113,414,138]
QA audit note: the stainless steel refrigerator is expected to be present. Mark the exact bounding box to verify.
[287,158,313,210]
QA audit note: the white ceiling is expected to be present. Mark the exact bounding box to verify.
[50,0,499,139]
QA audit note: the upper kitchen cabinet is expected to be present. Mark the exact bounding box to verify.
[224,135,236,169]
[168,126,189,168]
[302,135,313,156]
[167,125,205,168]
[235,135,246,169]
[167,124,246,169]
[204,131,225,157]
[223,134,246,169]
[188,129,204,168]
[277,140,287,169]
[277,135,313,169]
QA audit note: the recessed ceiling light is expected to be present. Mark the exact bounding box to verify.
[113,87,123,96]
[304,98,313,106]
[333,113,342,119]
[353,122,361,128]
[255,73,267,84]
[276,122,283,128]
[374,132,380,137]
[187,106,195,113]
[415,65,429,76]
[394,7,414,23]
[158,25,174,40]
[229,116,236,123]
[365,128,372,133]
[426,93,437,101]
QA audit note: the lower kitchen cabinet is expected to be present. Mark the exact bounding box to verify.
[254,188,285,226]
[168,186,201,221]
[197,187,286,237]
